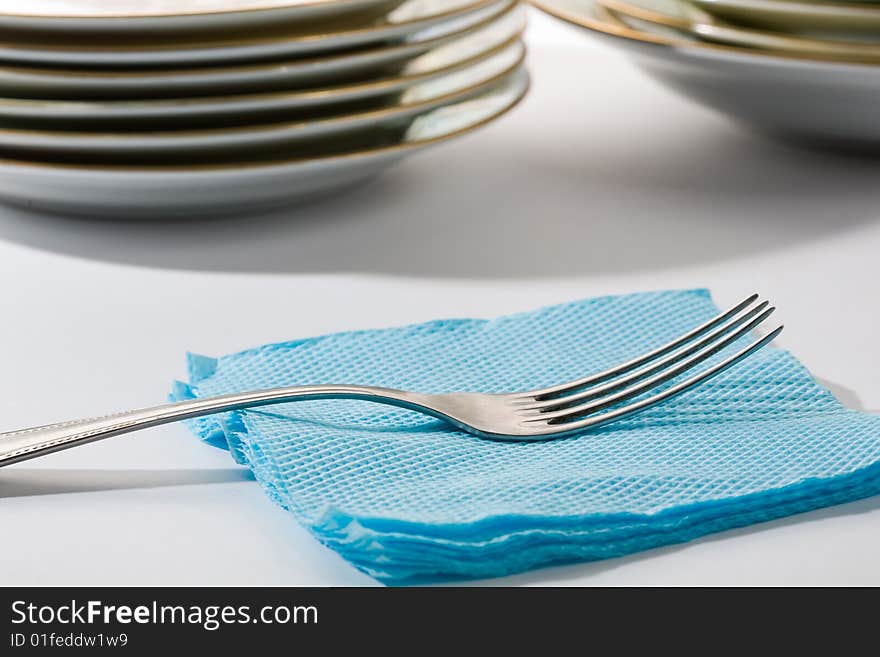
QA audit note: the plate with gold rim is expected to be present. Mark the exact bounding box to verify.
[0,67,528,218]
[0,9,523,131]
[0,6,518,129]
[0,0,502,67]
[0,40,524,159]
[0,5,524,100]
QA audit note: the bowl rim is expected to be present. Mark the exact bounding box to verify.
[691,0,880,21]
[530,0,880,68]
[602,0,880,62]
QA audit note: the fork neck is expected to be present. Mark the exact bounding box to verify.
[0,384,446,468]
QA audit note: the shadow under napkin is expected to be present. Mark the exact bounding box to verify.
[171,289,880,583]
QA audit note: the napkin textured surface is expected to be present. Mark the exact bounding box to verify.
[172,289,880,583]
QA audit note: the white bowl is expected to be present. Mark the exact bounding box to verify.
[534,0,880,151]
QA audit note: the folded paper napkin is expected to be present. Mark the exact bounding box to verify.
[171,289,880,583]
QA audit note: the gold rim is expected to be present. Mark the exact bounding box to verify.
[0,25,525,116]
[693,0,880,19]
[2,1,519,79]
[530,0,880,66]
[0,0,396,21]
[601,0,880,62]
[0,0,498,55]
[0,66,528,172]
[598,0,698,31]
[0,44,525,142]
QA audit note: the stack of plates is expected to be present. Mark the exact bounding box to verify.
[532,0,880,150]
[0,0,528,216]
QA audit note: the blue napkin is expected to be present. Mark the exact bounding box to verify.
[171,289,880,583]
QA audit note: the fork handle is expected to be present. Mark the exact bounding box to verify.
[0,385,436,468]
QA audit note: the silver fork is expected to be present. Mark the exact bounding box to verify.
[0,294,781,468]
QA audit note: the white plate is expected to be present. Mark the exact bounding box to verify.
[533,0,880,150]
[0,0,500,67]
[0,6,524,129]
[0,0,399,35]
[0,41,525,159]
[0,67,528,218]
[0,3,522,100]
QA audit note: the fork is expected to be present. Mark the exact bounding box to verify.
[0,294,781,468]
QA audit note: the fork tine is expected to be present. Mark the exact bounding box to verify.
[527,299,770,411]
[529,326,784,435]
[527,293,760,399]
[522,306,776,424]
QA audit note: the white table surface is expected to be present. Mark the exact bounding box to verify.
[1,10,879,587]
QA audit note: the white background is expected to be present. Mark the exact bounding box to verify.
[1,9,879,586]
